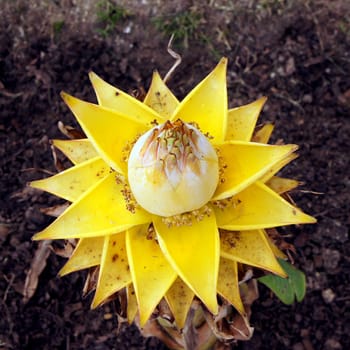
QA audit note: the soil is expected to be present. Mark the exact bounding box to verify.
[1,1,349,349]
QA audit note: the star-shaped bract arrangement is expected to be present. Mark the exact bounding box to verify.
[31,58,315,328]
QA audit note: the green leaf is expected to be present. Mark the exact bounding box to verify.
[258,258,306,305]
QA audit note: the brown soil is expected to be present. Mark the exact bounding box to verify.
[1,1,349,349]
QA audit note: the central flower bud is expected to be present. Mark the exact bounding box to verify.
[127,120,219,217]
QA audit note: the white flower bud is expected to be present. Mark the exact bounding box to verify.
[128,120,219,217]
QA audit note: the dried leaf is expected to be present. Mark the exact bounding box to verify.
[240,279,259,307]
[50,144,66,172]
[82,266,99,296]
[51,239,76,258]
[189,305,219,349]
[23,240,52,303]
[203,304,254,343]
[141,316,184,350]
[58,121,86,139]
[11,186,41,201]
[40,203,69,217]
[158,298,174,323]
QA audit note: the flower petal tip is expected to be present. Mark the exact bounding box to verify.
[88,71,101,85]
[305,215,317,224]
[57,268,68,277]
[60,91,84,110]
[32,231,47,241]
[90,299,100,309]
[282,143,298,154]
[293,210,317,225]
[27,180,36,189]
[60,91,73,105]
[28,179,45,191]
[259,96,268,105]
[88,70,97,78]
[219,56,228,66]
[277,268,288,278]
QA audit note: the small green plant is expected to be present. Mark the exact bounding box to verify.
[96,0,129,37]
[153,10,201,48]
[259,258,306,305]
[338,17,350,37]
[256,0,291,16]
[52,20,65,39]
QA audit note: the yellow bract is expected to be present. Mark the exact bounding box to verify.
[154,212,220,315]
[30,157,109,202]
[172,58,228,142]
[92,232,131,308]
[213,142,297,200]
[226,96,267,142]
[126,225,177,325]
[165,278,194,329]
[32,58,315,327]
[217,258,245,315]
[144,70,179,118]
[52,139,98,164]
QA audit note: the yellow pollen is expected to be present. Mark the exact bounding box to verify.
[161,205,212,228]
[211,196,241,210]
[115,174,138,213]
[216,147,227,184]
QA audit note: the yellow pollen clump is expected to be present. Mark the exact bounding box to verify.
[161,204,212,227]
[127,119,219,217]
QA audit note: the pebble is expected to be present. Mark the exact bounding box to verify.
[24,206,45,225]
[293,342,304,350]
[295,313,302,322]
[302,94,313,103]
[324,338,342,350]
[322,288,336,304]
[0,223,10,240]
[322,249,341,271]
[312,306,326,321]
[317,219,348,243]
[294,231,308,247]
[315,329,323,340]
[313,255,323,268]
[307,272,328,291]
[285,56,296,76]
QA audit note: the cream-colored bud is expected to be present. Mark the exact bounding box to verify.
[127,120,219,217]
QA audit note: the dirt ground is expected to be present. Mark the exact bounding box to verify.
[1,1,349,349]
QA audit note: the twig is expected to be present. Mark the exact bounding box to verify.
[2,274,15,302]
[298,190,324,195]
[273,93,305,113]
[21,167,56,175]
[163,34,182,84]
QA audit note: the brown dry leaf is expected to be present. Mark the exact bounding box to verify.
[240,279,259,310]
[23,240,52,303]
[50,144,66,172]
[202,281,259,344]
[11,186,43,202]
[227,312,254,341]
[52,239,76,258]
[266,228,296,263]
[58,121,86,139]
[40,203,69,217]
[187,304,217,350]
[203,304,253,343]
[116,288,128,320]
[82,266,99,297]
[140,317,184,350]
[158,298,174,323]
